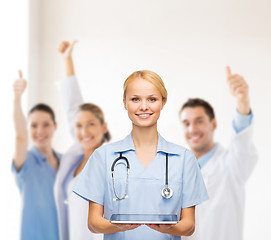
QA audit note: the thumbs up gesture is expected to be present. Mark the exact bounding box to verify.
[226,66,250,115]
[58,40,78,59]
[13,70,27,99]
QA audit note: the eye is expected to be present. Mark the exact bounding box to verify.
[31,124,37,128]
[131,97,140,102]
[148,97,156,102]
[182,122,189,128]
[43,123,50,127]
[76,124,82,129]
[88,122,95,127]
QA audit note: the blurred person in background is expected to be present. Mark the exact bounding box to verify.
[179,67,258,240]
[12,70,61,240]
[54,40,110,240]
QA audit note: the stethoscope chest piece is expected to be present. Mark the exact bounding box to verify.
[161,153,173,199]
[161,186,173,199]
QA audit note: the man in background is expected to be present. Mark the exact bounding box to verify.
[179,67,258,240]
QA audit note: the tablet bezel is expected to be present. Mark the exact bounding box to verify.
[109,214,178,224]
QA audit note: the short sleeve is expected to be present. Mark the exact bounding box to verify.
[11,153,32,189]
[181,150,209,208]
[73,149,106,206]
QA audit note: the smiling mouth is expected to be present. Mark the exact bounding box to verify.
[82,137,94,143]
[36,137,47,142]
[189,135,202,143]
[136,113,153,119]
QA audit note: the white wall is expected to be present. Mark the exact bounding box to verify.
[0,1,29,239]
[26,0,271,239]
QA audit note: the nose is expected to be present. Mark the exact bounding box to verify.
[81,125,89,136]
[139,99,149,111]
[36,126,44,135]
[187,122,197,132]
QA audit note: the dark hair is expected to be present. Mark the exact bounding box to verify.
[179,98,215,120]
[28,103,56,123]
[77,103,111,143]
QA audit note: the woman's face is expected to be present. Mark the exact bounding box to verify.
[123,77,164,129]
[28,111,57,149]
[74,110,107,151]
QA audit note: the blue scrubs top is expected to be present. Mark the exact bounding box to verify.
[74,133,208,240]
[12,146,61,240]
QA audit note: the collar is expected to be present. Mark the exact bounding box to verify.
[113,132,182,155]
[30,146,61,163]
[198,143,218,169]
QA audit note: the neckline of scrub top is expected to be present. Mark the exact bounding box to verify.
[113,132,183,156]
[30,146,61,172]
[112,133,183,178]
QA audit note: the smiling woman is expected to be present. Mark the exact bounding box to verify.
[54,40,110,240]
[12,71,61,240]
[73,70,209,240]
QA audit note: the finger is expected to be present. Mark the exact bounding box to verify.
[226,66,232,78]
[228,76,243,86]
[229,82,244,93]
[18,69,23,79]
[70,40,78,49]
[228,76,246,90]
[68,40,78,54]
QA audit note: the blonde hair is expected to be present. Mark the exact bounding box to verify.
[123,70,167,104]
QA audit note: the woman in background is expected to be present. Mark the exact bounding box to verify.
[12,70,61,240]
[54,41,109,240]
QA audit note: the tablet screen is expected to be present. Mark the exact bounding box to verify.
[110,214,178,224]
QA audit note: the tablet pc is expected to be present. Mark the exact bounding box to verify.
[110,214,178,224]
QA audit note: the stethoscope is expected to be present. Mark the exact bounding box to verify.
[111,152,173,201]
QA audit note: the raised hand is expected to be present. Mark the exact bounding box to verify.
[13,69,28,169]
[226,66,250,114]
[13,70,27,99]
[58,40,78,76]
[58,40,78,59]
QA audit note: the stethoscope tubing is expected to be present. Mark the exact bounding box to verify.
[111,152,173,201]
[111,152,130,201]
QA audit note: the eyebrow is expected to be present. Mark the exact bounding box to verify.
[182,116,205,122]
[130,94,159,97]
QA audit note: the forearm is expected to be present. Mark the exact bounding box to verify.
[237,99,250,115]
[56,75,84,139]
[162,218,195,236]
[89,215,122,234]
[64,57,75,77]
[13,97,28,169]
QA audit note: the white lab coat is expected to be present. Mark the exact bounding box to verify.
[54,76,103,240]
[184,123,258,240]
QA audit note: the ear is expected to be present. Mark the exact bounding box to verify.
[161,99,166,110]
[123,98,128,110]
[103,122,108,134]
[54,122,57,130]
[211,118,217,131]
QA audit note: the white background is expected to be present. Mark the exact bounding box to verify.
[1,0,271,239]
